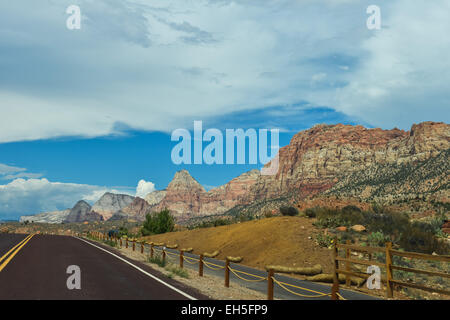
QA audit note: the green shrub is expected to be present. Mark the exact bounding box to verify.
[316,233,334,248]
[305,207,318,218]
[118,226,129,237]
[264,211,274,218]
[165,265,189,278]
[213,218,231,227]
[367,231,390,247]
[280,206,299,216]
[103,239,117,247]
[313,217,348,229]
[363,212,409,237]
[141,209,175,236]
[338,232,354,243]
[399,225,450,255]
[148,255,167,267]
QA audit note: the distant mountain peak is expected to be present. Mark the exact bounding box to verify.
[169,169,206,192]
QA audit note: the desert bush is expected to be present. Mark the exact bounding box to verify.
[338,232,354,243]
[141,209,175,236]
[165,265,189,278]
[367,231,390,247]
[238,212,254,222]
[315,233,334,248]
[118,226,129,237]
[264,211,274,218]
[213,218,231,227]
[305,208,317,218]
[148,255,167,268]
[362,211,409,238]
[313,217,348,229]
[342,205,362,213]
[399,225,450,255]
[279,206,299,216]
[103,239,117,248]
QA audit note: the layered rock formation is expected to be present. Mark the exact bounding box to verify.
[90,192,135,220]
[110,197,152,221]
[20,121,449,223]
[253,122,449,199]
[64,200,103,223]
[145,190,167,206]
[155,170,206,219]
[154,121,449,219]
[20,209,71,224]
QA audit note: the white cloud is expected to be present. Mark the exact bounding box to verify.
[0,164,25,175]
[0,178,132,220]
[310,0,450,128]
[0,0,447,145]
[0,163,42,180]
[136,179,156,198]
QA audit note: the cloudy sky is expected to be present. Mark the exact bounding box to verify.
[0,0,449,220]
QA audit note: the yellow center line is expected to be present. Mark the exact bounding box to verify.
[0,234,35,272]
[0,234,33,264]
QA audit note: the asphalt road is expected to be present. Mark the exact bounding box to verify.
[0,234,207,300]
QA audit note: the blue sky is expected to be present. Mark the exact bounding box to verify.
[0,0,449,220]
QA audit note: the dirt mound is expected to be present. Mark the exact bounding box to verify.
[142,216,334,273]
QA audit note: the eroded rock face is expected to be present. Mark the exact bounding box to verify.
[90,192,135,221]
[20,209,71,224]
[64,200,102,223]
[155,170,206,219]
[201,169,261,215]
[114,197,152,221]
[151,169,262,219]
[20,122,449,223]
[153,121,449,219]
[145,190,167,206]
[254,121,449,200]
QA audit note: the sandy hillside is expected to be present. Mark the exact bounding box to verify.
[142,216,334,273]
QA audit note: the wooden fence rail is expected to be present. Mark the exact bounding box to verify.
[86,231,449,300]
[332,240,450,299]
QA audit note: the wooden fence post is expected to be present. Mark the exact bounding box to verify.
[345,240,351,286]
[331,238,340,300]
[141,242,144,254]
[132,240,135,251]
[225,258,230,288]
[126,238,128,248]
[199,254,204,277]
[120,238,122,247]
[180,251,184,268]
[385,242,394,299]
[267,269,274,300]
[150,244,154,258]
[162,249,166,265]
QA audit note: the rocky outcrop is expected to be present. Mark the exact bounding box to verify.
[200,169,260,215]
[64,200,102,223]
[155,170,206,219]
[254,121,449,200]
[151,169,262,219]
[90,192,135,220]
[112,197,152,221]
[156,121,449,219]
[145,190,167,206]
[20,209,71,224]
[18,122,449,223]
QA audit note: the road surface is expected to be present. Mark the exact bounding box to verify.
[0,233,207,300]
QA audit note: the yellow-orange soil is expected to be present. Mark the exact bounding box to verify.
[141,216,334,273]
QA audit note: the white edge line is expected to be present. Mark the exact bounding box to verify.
[74,236,197,300]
